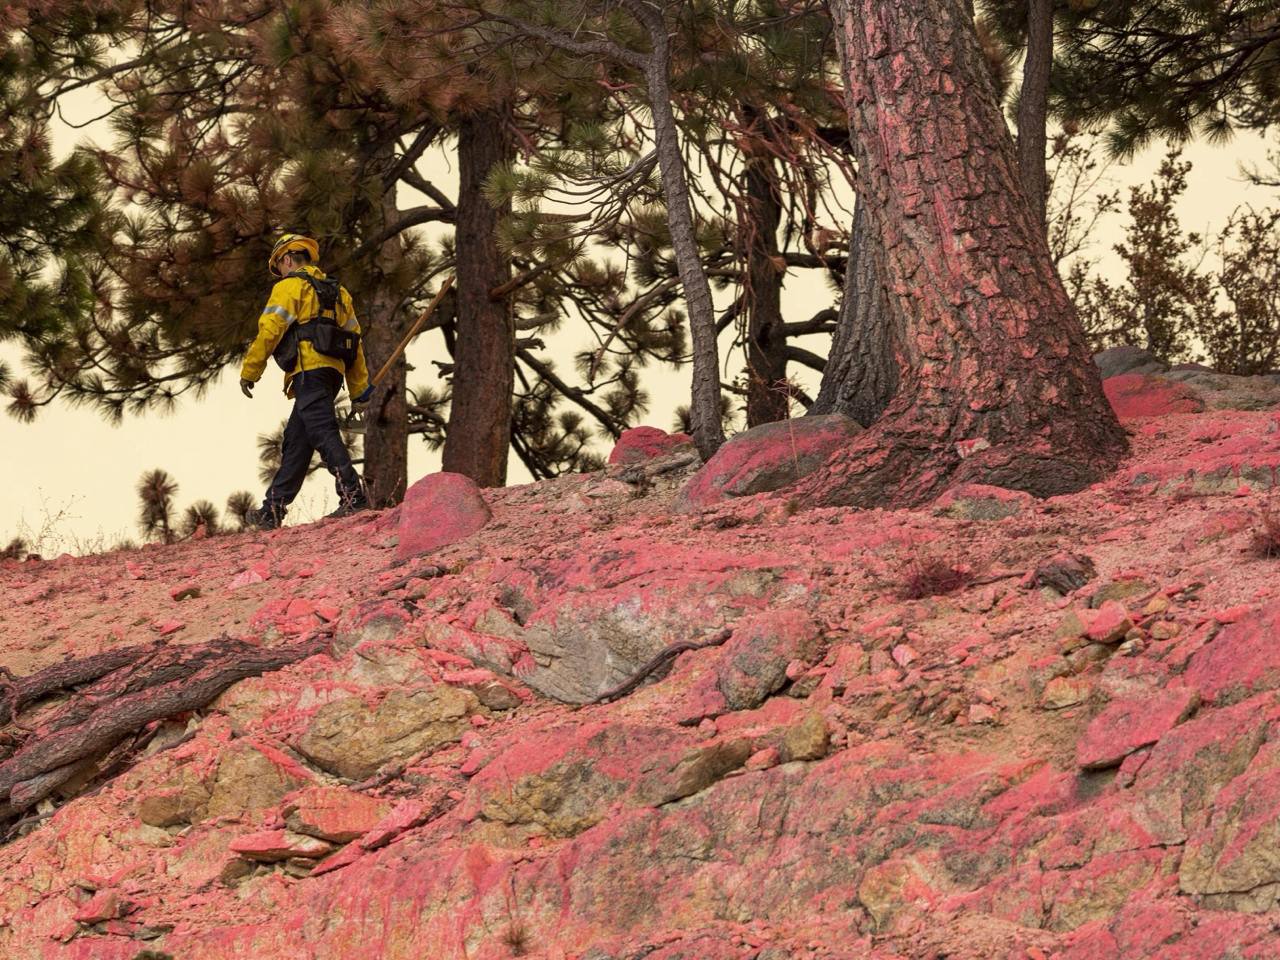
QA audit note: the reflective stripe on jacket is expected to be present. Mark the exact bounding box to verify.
[238,265,371,399]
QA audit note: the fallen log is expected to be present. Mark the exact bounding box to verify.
[8,639,274,748]
[0,640,165,726]
[0,633,330,813]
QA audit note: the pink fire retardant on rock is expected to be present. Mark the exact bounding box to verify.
[1104,373,1206,418]
[1185,601,1280,705]
[607,426,695,465]
[1076,686,1200,769]
[675,413,861,511]
[395,472,492,562]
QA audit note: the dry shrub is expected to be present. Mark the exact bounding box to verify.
[899,557,973,600]
[501,922,531,957]
[1252,506,1280,559]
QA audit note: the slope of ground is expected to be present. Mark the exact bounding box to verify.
[3,375,1280,959]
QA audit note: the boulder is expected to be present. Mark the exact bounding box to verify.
[1184,602,1280,704]
[229,829,334,862]
[1162,370,1280,411]
[675,414,861,511]
[296,686,480,780]
[1093,345,1169,380]
[395,472,491,562]
[607,426,695,465]
[715,609,823,712]
[934,483,1033,521]
[1103,373,1205,418]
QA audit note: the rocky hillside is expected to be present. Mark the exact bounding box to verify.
[3,363,1280,959]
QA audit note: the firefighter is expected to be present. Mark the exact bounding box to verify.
[238,234,373,528]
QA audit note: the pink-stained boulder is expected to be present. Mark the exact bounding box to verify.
[1076,686,1200,769]
[1104,373,1205,418]
[675,414,861,511]
[714,608,823,711]
[607,426,694,465]
[395,472,492,562]
[1185,601,1280,704]
[1085,600,1134,644]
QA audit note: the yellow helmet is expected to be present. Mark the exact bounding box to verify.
[268,233,320,278]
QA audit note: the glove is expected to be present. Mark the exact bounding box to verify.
[240,378,255,399]
[353,385,374,405]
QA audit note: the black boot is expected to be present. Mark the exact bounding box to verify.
[247,501,287,530]
[327,488,370,519]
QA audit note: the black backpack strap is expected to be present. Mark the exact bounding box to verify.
[287,271,342,322]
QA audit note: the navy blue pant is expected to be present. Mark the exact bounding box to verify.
[265,368,364,508]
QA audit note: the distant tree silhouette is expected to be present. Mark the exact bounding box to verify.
[136,469,178,544]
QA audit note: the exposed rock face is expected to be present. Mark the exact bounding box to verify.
[607,425,695,465]
[1101,366,1280,421]
[1184,602,1280,704]
[7,400,1280,958]
[394,471,492,561]
[674,414,862,511]
[1164,369,1280,411]
[282,786,391,843]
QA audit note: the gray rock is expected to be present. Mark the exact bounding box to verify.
[1094,345,1169,380]
[1161,370,1280,411]
[715,609,822,711]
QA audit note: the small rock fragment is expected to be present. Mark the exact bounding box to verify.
[1086,601,1133,644]
[229,830,334,862]
[1040,675,1092,710]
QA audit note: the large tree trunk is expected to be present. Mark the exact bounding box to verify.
[361,145,412,507]
[800,0,1126,508]
[442,105,515,487]
[633,2,725,458]
[1017,0,1054,227]
[362,290,409,507]
[743,145,789,427]
[809,196,898,427]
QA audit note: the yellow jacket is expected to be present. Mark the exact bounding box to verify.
[239,265,371,398]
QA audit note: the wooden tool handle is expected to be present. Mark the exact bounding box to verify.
[371,274,455,389]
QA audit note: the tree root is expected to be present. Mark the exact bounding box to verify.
[590,628,732,705]
[0,632,331,823]
[380,564,448,595]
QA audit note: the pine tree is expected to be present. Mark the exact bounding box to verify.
[1073,150,1217,360]
[224,491,257,532]
[475,0,732,459]
[0,5,114,418]
[671,0,853,428]
[179,501,220,539]
[1053,0,1280,155]
[799,0,1127,507]
[136,468,177,543]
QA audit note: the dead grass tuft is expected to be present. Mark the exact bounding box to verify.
[1251,505,1280,559]
[899,557,973,600]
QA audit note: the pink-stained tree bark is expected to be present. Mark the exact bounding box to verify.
[797,0,1127,507]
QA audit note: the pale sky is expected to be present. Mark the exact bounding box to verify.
[3,79,1276,553]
